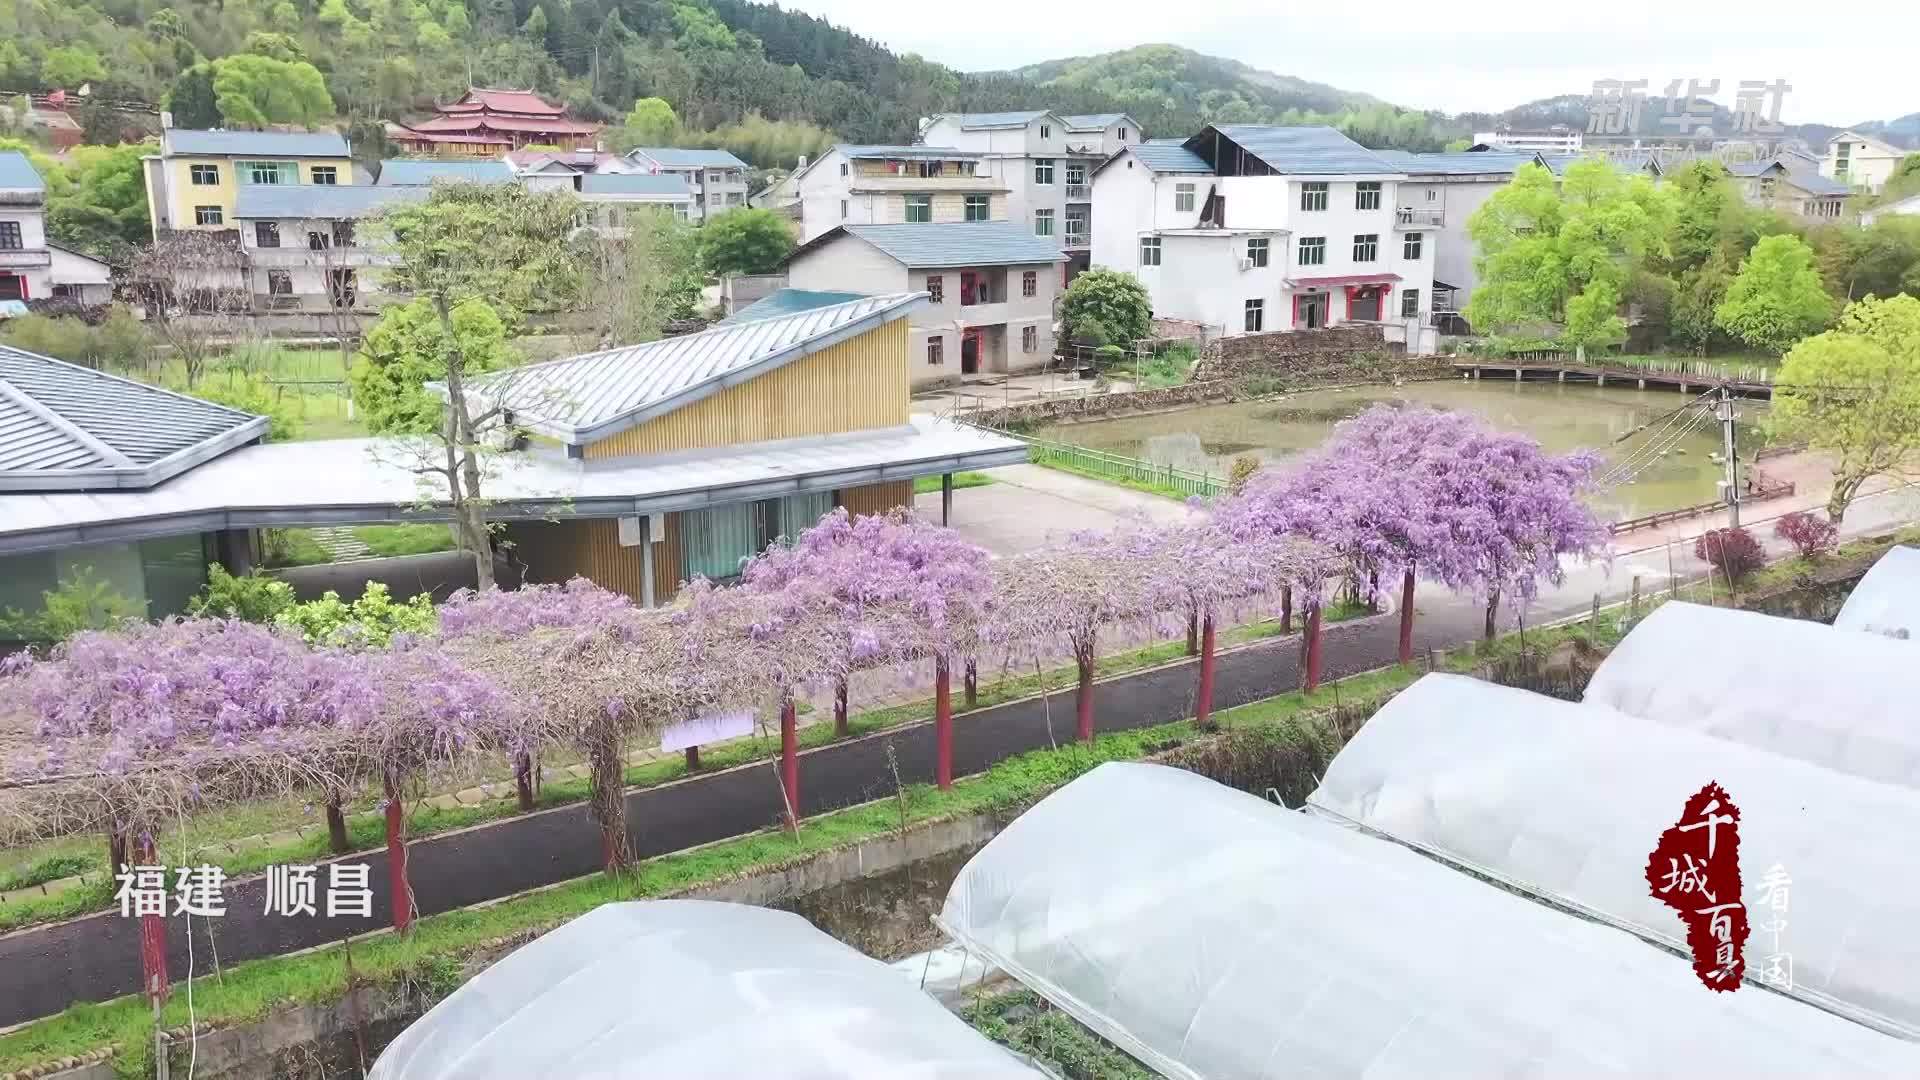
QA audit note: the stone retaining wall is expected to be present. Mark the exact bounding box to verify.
[1197,324,1451,385]
[970,379,1237,429]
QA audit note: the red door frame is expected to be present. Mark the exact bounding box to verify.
[0,273,27,301]
[962,327,985,374]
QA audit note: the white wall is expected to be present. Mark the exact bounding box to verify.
[1090,154,1212,271]
[0,203,48,249]
[796,148,859,242]
[1139,233,1287,331]
[785,234,910,296]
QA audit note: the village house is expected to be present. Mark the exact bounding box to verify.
[1091,125,1436,349]
[1822,130,1908,192]
[0,299,1025,613]
[783,221,1065,386]
[386,88,599,154]
[789,145,1003,242]
[375,159,514,185]
[0,151,112,305]
[1726,158,1852,220]
[232,184,426,311]
[141,128,357,240]
[575,173,695,229]
[624,148,751,222]
[1372,150,1537,330]
[1470,126,1584,154]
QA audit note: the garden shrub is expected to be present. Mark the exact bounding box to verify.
[1694,526,1765,585]
[1773,511,1838,558]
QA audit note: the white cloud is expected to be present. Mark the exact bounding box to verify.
[777,0,1914,125]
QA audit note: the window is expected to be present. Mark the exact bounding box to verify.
[327,267,356,308]
[1425,187,1438,203]
[1023,325,1038,352]
[1301,182,1328,211]
[1355,181,1382,210]
[1065,208,1087,245]
[194,205,224,226]
[1401,289,1420,319]
[189,164,219,186]
[1297,235,1326,265]
[1353,233,1379,262]
[927,274,943,302]
[1139,236,1161,266]
[678,496,827,581]
[332,221,355,247]
[839,162,849,176]
[1065,162,1086,186]
[841,199,849,220]
[1022,270,1037,297]
[310,166,338,185]
[1034,208,1054,236]
[1246,237,1270,268]
[709,170,724,184]
[1119,126,1129,140]
[964,194,991,221]
[236,160,296,185]
[254,221,280,248]
[1402,232,1423,260]
[0,222,18,250]
[1034,159,1055,185]
[1244,298,1265,332]
[267,269,292,295]
[1174,183,1196,212]
[1040,124,1051,139]
[904,194,932,223]
[916,160,945,178]
[927,335,944,366]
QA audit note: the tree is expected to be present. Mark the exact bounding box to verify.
[1562,278,1627,360]
[211,55,334,129]
[131,231,250,388]
[1716,235,1834,354]
[697,207,794,276]
[166,65,222,131]
[580,209,702,347]
[1774,511,1838,558]
[369,183,582,590]
[50,143,154,257]
[1695,527,1765,587]
[351,298,515,435]
[1772,295,1920,525]
[1060,268,1151,347]
[40,46,108,89]
[624,97,678,145]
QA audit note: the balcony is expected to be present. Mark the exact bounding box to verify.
[1065,183,1091,201]
[1062,231,1090,251]
[246,246,400,269]
[0,248,51,269]
[1394,207,1445,229]
[958,300,1009,326]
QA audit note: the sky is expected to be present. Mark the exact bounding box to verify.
[778,0,1915,126]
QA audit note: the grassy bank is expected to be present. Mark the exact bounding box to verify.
[912,471,996,495]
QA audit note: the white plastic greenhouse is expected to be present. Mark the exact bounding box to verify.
[936,763,1920,1079]
[1834,545,1920,639]
[1584,601,1920,788]
[1308,673,1920,1039]
[366,900,1045,1079]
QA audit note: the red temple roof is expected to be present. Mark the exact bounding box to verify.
[442,88,568,117]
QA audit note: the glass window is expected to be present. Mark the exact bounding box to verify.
[1066,162,1086,186]
[1403,232,1423,260]
[1301,182,1328,211]
[916,160,945,178]
[840,199,848,219]
[255,221,280,248]
[1023,325,1038,352]
[1065,209,1087,245]
[1040,124,1051,139]
[1034,159,1055,185]
[0,222,19,250]
[1022,270,1037,297]
[310,166,338,185]
[1034,208,1054,236]
[1119,126,1129,140]
[1298,236,1326,265]
[964,194,991,221]
[926,274,943,302]
[1139,236,1161,266]
[1174,183,1196,212]
[268,269,292,295]
[1244,298,1265,332]
[1426,187,1438,202]
[904,194,932,223]
[190,163,219,185]
[1353,234,1379,262]
[139,535,209,619]
[195,205,224,226]
[678,502,757,581]
[1401,289,1420,319]
[1356,181,1382,210]
[927,335,944,365]
[236,160,297,185]
[765,492,832,548]
[1246,237,1270,267]
[839,162,849,176]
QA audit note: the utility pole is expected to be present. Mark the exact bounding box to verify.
[1717,385,1740,529]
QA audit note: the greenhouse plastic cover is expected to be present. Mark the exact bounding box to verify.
[1833,545,1920,639]
[936,762,1920,1079]
[367,900,1045,1079]
[1308,673,1920,1039]
[1584,601,1920,789]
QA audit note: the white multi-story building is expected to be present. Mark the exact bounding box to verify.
[918,111,1144,279]
[0,151,111,305]
[233,185,425,311]
[1472,126,1584,154]
[625,147,751,221]
[1373,150,1537,329]
[1091,126,1435,349]
[1822,130,1908,193]
[788,145,1005,243]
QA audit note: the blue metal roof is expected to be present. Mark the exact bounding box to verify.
[719,289,871,326]
[821,221,1065,269]
[0,151,44,191]
[376,159,513,185]
[1725,160,1783,178]
[945,111,1052,130]
[1123,143,1213,175]
[626,147,749,170]
[1061,113,1130,132]
[579,173,692,197]
[164,128,351,157]
[838,144,983,160]
[1787,169,1852,196]
[233,184,428,219]
[1374,150,1536,177]
[1202,126,1400,175]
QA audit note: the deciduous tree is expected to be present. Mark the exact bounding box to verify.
[697,206,794,276]
[1060,268,1151,347]
[1716,234,1833,354]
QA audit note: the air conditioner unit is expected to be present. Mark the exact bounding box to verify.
[1238,258,1254,272]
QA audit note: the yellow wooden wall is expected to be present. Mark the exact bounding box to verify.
[838,480,915,518]
[650,512,685,605]
[584,320,908,460]
[503,519,646,602]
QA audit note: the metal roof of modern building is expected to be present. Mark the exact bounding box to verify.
[376,159,514,185]
[837,144,984,160]
[465,293,926,445]
[1373,150,1538,176]
[1061,113,1131,132]
[1111,142,1213,175]
[626,147,750,170]
[233,184,428,219]
[718,289,871,326]
[0,347,268,492]
[162,128,352,158]
[1199,125,1402,175]
[0,151,45,191]
[578,173,693,197]
[939,111,1054,130]
[0,416,1028,555]
[795,221,1066,270]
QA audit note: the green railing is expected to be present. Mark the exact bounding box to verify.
[1023,437,1228,499]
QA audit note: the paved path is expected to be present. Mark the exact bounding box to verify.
[915,463,1196,555]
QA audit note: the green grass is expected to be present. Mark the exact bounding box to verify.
[1030,454,1204,501]
[261,527,333,568]
[353,524,457,558]
[1124,343,1200,390]
[912,471,996,495]
[969,989,1156,1079]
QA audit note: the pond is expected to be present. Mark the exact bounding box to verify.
[1032,379,1774,521]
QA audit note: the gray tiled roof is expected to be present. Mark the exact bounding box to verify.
[232,184,428,219]
[466,293,926,444]
[163,128,351,158]
[578,173,693,197]
[838,144,983,160]
[944,111,1052,130]
[1787,169,1852,196]
[825,221,1066,269]
[376,159,514,185]
[0,347,268,492]
[1061,114,1129,132]
[1203,126,1400,175]
[1374,150,1537,177]
[1124,143,1213,174]
[0,151,45,191]
[626,147,750,169]
[1725,160,1783,178]
[718,289,870,326]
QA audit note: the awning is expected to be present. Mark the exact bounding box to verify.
[1286,272,1403,288]
[1432,279,1461,292]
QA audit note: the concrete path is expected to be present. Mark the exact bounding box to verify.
[915,463,1197,555]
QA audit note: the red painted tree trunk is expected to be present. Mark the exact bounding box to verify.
[1398,568,1416,665]
[1303,603,1325,693]
[684,746,701,771]
[1195,614,1218,729]
[325,796,350,854]
[1281,586,1293,633]
[963,659,978,708]
[513,751,535,812]
[1075,640,1095,743]
[134,834,168,1008]
[780,696,800,827]
[935,656,954,790]
[833,677,849,737]
[384,777,412,933]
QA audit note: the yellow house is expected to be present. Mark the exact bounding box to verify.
[142,128,356,238]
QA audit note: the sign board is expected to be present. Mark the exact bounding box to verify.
[617,515,642,547]
[659,709,755,752]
